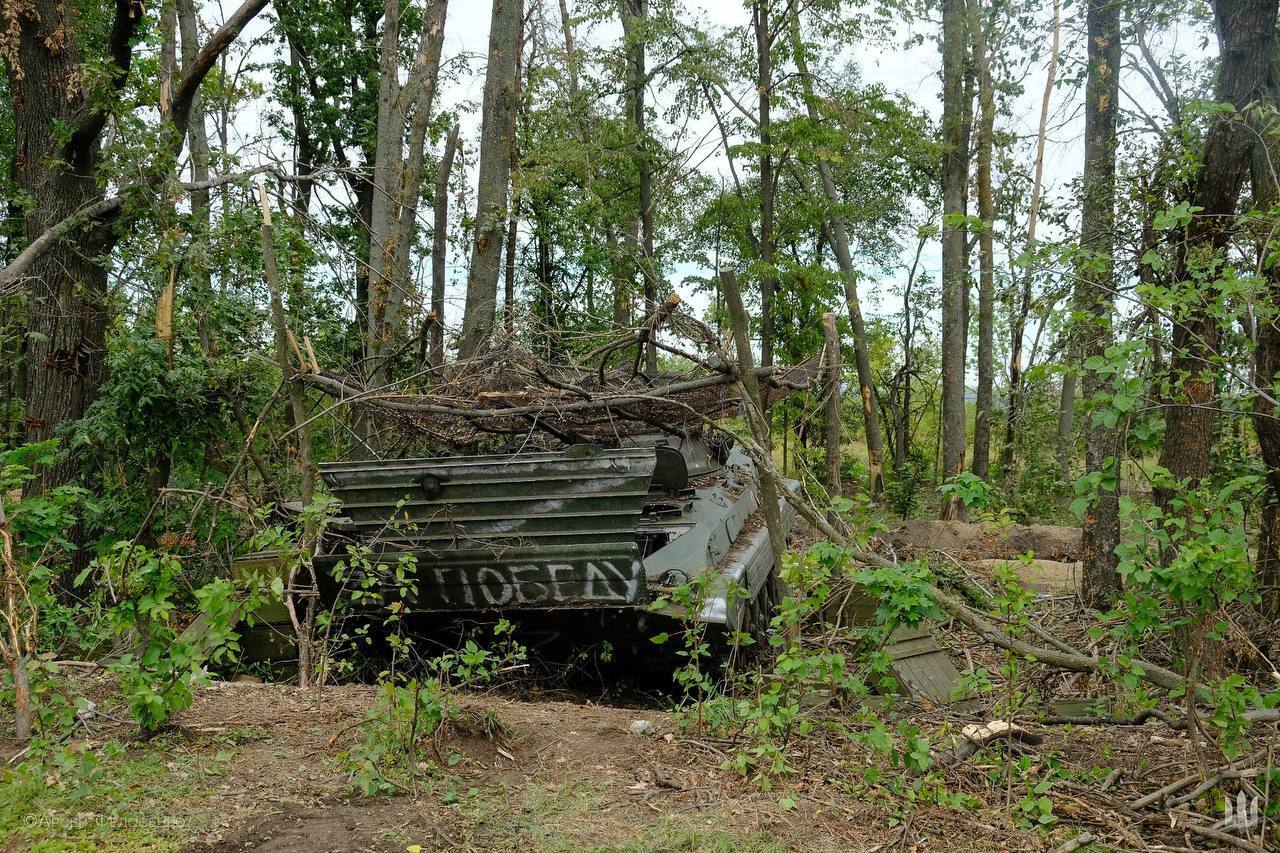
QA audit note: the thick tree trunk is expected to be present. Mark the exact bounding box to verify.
[1156,0,1278,509]
[6,0,262,508]
[9,0,129,491]
[1075,0,1123,609]
[971,2,996,481]
[939,0,970,518]
[458,0,524,359]
[1249,52,1280,616]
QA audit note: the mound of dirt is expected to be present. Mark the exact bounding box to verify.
[877,520,1081,562]
[968,558,1082,595]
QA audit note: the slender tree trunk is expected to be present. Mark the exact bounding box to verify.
[431,124,460,367]
[720,268,785,571]
[999,0,1059,498]
[755,0,777,369]
[177,0,212,256]
[0,496,34,741]
[607,224,630,328]
[822,313,843,500]
[260,187,317,687]
[1075,0,1123,608]
[971,1,996,481]
[459,0,524,359]
[620,0,658,372]
[939,0,970,519]
[790,14,885,495]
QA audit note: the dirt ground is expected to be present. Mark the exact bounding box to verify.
[174,683,1045,852]
[877,520,1082,563]
[6,652,1276,852]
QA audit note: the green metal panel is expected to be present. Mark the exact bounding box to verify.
[319,446,656,548]
[313,541,645,609]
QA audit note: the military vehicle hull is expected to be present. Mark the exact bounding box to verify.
[310,436,789,635]
[236,433,966,703]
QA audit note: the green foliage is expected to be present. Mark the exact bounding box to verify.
[343,621,524,795]
[938,471,1000,514]
[885,460,922,520]
[0,441,86,550]
[85,543,265,732]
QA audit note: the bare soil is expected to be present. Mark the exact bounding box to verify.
[95,681,1039,853]
[877,520,1082,563]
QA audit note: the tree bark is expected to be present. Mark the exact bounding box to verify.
[754,0,777,369]
[790,13,885,495]
[1155,0,1278,510]
[431,124,460,368]
[1075,0,1123,608]
[939,0,970,518]
[458,0,524,359]
[620,0,658,373]
[1248,47,1280,616]
[822,313,843,500]
[971,1,996,481]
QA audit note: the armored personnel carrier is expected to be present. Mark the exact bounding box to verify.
[236,429,963,701]
[310,433,791,640]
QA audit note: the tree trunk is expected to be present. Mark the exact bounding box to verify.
[754,0,777,369]
[10,0,128,490]
[822,313,843,500]
[177,0,212,258]
[971,1,996,481]
[999,0,1059,498]
[367,0,449,381]
[939,0,970,518]
[431,124,460,367]
[1075,0,1123,609]
[1156,0,1278,510]
[6,0,261,509]
[458,0,524,359]
[620,0,658,373]
[260,187,317,688]
[720,268,785,571]
[1248,41,1280,616]
[790,13,885,495]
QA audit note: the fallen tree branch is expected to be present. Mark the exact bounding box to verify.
[300,361,808,422]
